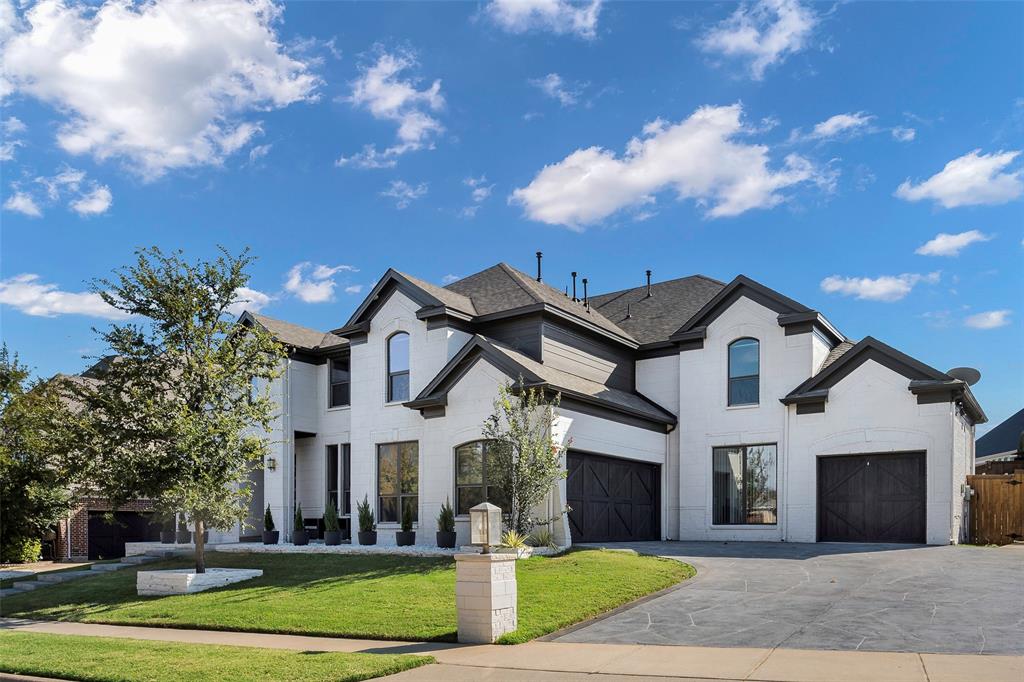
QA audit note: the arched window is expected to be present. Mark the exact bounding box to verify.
[386,332,410,402]
[728,338,759,406]
[455,441,508,516]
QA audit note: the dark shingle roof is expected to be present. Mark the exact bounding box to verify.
[247,313,347,352]
[820,340,856,371]
[976,408,1024,458]
[396,270,477,316]
[445,263,635,342]
[588,275,725,345]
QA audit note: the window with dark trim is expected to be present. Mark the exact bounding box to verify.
[454,441,509,516]
[386,332,410,402]
[712,444,777,525]
[326,444,351,515]
[378,441,417,523]
[728,338,759,406]
[329,358,350,408]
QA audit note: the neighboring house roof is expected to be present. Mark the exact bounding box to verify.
[589,275,725,345]
[240,312,347,352]
[445,263,635,343]
[976,408,1024,458]
[406,334,677,431]
[782,336,986,424]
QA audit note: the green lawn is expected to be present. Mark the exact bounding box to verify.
[0,631,432,682]
[0,549,692,643]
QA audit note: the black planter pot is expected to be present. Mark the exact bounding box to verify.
[160,531,176,544]
[357,531,377,546]
[292,530,309,546]
[396,531,416,547]
[324,530,342,546]
[175,531,191,544]
[436,531,457,549]
[262,530,279,545]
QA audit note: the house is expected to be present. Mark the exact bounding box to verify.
[974,407,1024,475]
[229,259,985,548]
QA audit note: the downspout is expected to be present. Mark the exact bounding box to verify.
[782,402,791,542]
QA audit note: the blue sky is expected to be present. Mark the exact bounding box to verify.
[1,0,1021,431]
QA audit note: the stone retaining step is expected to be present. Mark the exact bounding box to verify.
[0,588,19,599]
[121,555,159,565]
[90,563,130,572]
[36,571,90,584]
[10,581,39,591]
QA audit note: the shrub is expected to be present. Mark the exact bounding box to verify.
[0,537,41,564]
[357,495,375,533]
[529,528,556,549]
[264,504,274,532]
[177,516,187,532]
[160,513,175,532]
[323,504,339,532]
[501,529,528,549]
[293,504,304,532]
[401,501,413,533]
[437,498,455,533]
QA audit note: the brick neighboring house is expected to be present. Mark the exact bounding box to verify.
[55,497,158,562]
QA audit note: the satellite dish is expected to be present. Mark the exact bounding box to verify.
[947,367,981,386]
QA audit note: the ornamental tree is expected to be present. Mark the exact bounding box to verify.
[65,247,284,573]
[482,379,568,536]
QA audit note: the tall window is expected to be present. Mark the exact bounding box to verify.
[329,358,350,408]
[712,444,777,525]
[326,444,351,515]
[387,332,410,402]
[455,441,509,516]
[728,338,759,406]
[378,442,417,523]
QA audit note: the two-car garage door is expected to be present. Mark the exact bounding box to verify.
[818,451,926,544]
[567,451,660,543]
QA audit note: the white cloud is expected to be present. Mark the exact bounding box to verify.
[1,0,318,179]
[915,230,992,257]
[380,180,427,209]
[442,274,461,284]
[891,126,916,142]
[461,176,494,218]
[810,112,874,140]
[697,0,818,80]
[511,103,826,229]
[820,272,940,302]
[0,273,128,318]
[895,150,1023,208]
[227,286,272,316]
[1,116,26,161]
[69,184,112,216]
[2,116,26,134]
[486,0,602,39]
[964,309,1011,330]
[0,139,22,161]
[247,144,272,165]
[337,49,444,169]
[530,73,584,107]
[3,190,41,217]
[344,284,363,295]
[283,262,356,303]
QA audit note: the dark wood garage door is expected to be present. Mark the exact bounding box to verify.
[88,511,160,560]
[818,452,926,543]
[567,451,659,543]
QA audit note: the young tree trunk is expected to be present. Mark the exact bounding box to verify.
[194,518,206,574]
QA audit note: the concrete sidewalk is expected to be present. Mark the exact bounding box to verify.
[2,618,1020,682]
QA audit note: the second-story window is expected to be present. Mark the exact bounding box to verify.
[387,332,410,402]
[329,357,350,408]
[728,338,759,406]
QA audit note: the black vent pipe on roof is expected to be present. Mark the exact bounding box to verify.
[571,272,578,301]
[582,277,589,310]
[646,270,652,297]
[536,251,543,282]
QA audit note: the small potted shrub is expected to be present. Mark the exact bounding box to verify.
[356,495,376,545]
[175,517,191,544]
[292,504,308,546]
[436,498,456,548]
[159,514,176,544]
[323,504,342,546]
[396,502,416,546]
[262,504,279,545]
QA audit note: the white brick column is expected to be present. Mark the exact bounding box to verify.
[454,553,517,643]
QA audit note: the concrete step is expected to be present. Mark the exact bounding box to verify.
[36,571,90,584]
[0,588,20,599]
[90,562,130,572]
[10,581,39,591]
[121,555,159,565]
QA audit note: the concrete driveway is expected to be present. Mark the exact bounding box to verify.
[553,542,1024,655]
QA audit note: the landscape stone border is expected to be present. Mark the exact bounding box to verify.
[137,568,263,596]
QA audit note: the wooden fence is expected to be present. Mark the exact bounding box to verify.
[967,471,1024,545]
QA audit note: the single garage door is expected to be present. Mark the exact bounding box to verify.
[567,451,659,543]
[818,452,926,543]
[88,511,160,560]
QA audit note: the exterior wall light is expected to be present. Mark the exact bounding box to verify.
[266,457,277,472]
[469,502,501,554]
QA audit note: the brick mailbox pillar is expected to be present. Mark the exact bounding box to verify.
[454,553,518,643]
